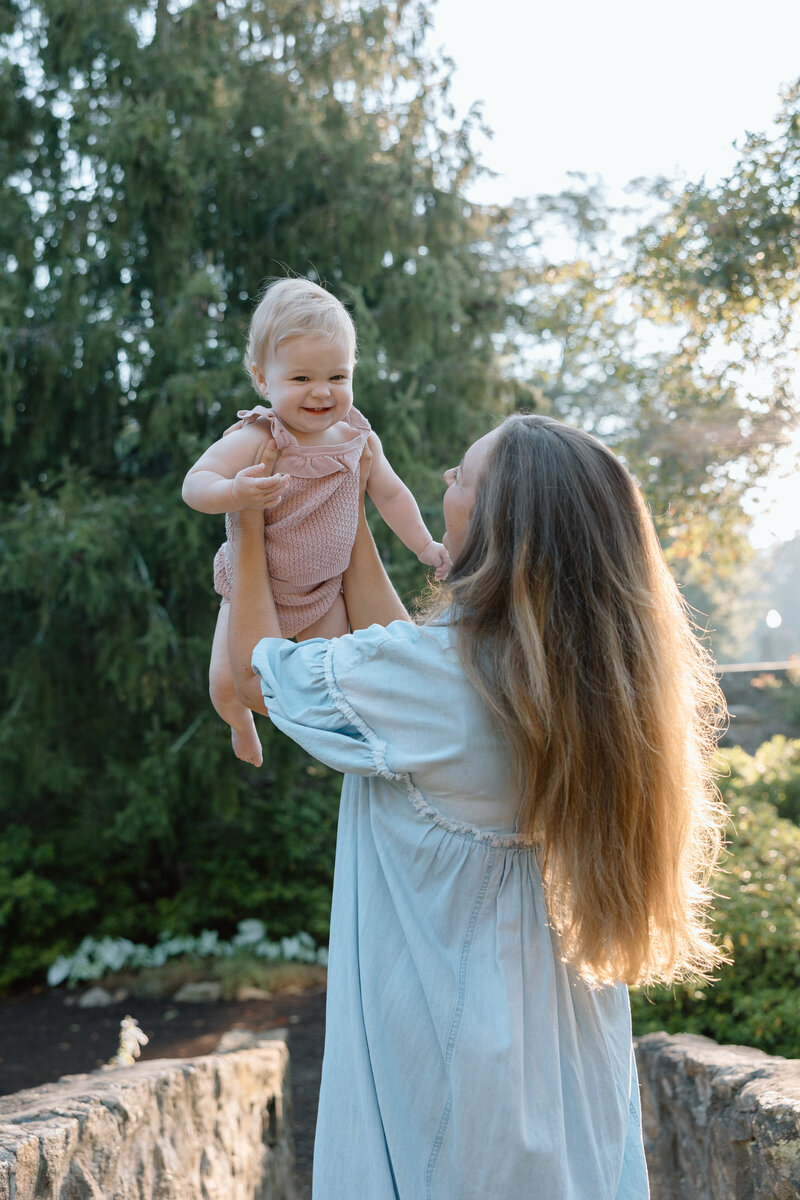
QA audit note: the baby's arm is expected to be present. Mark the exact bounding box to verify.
[365,432,450,580]
[182,423,287,514]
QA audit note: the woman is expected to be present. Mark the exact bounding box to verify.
[228,414,726,1200]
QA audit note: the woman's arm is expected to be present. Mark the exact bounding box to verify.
[343,445,413,630]
[227,443,284,716]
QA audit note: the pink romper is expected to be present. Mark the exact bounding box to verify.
[213,405,371,638]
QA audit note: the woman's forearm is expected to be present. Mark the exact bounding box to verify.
[227,511,281,714]
[343,504,412,630]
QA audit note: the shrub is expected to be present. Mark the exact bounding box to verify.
[722,736,800,824]
[631,737,800,1057]
[46,919,327,987]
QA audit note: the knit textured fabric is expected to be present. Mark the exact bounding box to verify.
[213,405,371,637]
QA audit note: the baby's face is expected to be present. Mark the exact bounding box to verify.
[261,335,354,441]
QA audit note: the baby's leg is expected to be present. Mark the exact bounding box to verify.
[209,600,263,767]
[296,591,348,641]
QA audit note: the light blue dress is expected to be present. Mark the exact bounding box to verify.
[252,620,649,1200]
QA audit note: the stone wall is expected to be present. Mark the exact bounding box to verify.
[0,1029,295,1200]
[718,664,799,755]
[5,1023,800,1199]
[636,1032,800,1200]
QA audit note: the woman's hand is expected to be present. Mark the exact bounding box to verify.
[230,437,286,512]
[227,448,284,716]
[182,426,283,516]
[357,437,373,501]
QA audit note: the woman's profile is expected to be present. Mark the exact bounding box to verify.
[227,413,726,1199]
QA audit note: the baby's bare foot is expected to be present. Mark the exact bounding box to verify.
[231,722,262,767]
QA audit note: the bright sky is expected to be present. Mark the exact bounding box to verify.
[429,0,800,547]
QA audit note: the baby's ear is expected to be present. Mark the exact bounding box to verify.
[250,365,268,396]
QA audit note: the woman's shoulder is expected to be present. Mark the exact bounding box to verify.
[329,619,455,683]
[342,617,452,650]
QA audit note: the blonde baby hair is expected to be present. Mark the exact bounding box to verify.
[244,277,357,382]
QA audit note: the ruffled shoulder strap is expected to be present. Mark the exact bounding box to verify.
[222,403,369,478]
[345,405,372,433]
[225,405,296,451]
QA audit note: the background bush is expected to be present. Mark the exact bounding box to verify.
[3,2,800,1019]
[0,0,527,991]
[630,736,800,1058]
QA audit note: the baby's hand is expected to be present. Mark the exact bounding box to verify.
[231,463,289,511]
[418,539,451,581]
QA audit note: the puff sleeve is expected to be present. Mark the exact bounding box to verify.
[251,628,397,778]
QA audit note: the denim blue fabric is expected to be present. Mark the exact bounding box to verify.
[252,620,650,1200]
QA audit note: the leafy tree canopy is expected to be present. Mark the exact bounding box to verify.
[0,0,530,982]
[1,0,798,986]
[509,89,800,604]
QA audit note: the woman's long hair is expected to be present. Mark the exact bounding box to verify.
[439,415,727,986]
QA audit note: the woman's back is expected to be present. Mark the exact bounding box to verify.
[253,620,649,1199]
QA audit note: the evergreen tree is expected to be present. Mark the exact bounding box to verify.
[3,0,797,988]
[0,0,527,986]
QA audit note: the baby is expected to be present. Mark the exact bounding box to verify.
[183,278,449,766]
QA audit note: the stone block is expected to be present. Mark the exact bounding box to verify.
[0,1032,296,1200]
[636,1032,800,1200]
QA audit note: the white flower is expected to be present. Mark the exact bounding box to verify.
[47,922,327,985]
[233,919,267,946]
[255,940,282,961]
[47,956,72,987]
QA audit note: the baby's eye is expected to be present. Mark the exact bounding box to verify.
[292,375,309,382]
[330,374,348,382]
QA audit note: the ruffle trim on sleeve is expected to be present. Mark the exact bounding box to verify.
[323,637,542,851]
[323,640,397,781]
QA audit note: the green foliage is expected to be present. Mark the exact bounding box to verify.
[0,0,526,990]
[633,84,800,345]
[513,127,800,651]
[631,738,800,1057]
[723,736,800,825]
[2,0,800,999]
[47,920,326,987]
